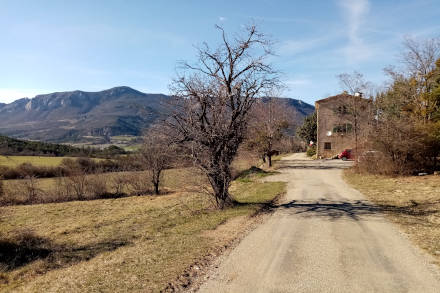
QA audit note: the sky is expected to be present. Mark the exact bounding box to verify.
[0,0,439,105]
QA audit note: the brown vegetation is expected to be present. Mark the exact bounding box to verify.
[246,98,296,167]
[0,158,122,180]
[353,38,440,175]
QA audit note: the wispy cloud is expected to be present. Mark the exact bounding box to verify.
[218,16,227,22]
[338,0,371,63]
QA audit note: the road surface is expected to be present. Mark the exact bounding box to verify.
[198,153,440,292]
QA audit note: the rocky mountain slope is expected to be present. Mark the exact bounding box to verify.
[0,86,314,143]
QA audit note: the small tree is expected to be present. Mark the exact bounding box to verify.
[67,171,88,200]
[336,71,373,155]
[167,25,279,208]
[139,129,173,195]
[297,111,317,144]
[246,98,294,167]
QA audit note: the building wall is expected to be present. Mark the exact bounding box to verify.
[316,94,372,159]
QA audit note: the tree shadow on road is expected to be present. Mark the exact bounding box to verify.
[275,160,353,171]
[272,199,439,222]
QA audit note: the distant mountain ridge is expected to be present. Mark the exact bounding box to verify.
[0,86,314,143]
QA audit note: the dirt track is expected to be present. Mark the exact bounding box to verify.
[198,153,440,292]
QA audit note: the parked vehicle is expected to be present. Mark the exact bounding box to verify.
[338,149,352,161]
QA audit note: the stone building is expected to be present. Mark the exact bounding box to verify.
[315,93,373,159]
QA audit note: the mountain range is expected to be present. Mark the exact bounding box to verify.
[0,86,314,144]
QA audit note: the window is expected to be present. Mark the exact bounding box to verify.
[333,123,353,134]
[336,105,349,114]
[324,142,332,150]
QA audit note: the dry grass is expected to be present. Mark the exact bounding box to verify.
[344,170,440,264]
[1,168,199,205]
[0,156,71,167]
[0,166,286,292]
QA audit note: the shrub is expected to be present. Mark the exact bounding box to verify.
[126,172,151,196]
[111,174,130,196]
[65,171,88,200]
[87,173,109,198]
[22,176,40,203]
[306,146,316,157]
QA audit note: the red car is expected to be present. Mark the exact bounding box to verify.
[338,149,352,161]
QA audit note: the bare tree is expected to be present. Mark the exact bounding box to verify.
[168,25,279,208]
[401,37,440,122]
[66,171,88,200]
[139,128,174,195]
[22,176,40,203]
[337,71,372,96]
[402,37,440,81]
[246,98,295,167]
[337,71,374,156]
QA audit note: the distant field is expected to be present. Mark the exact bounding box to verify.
[0,156,105,168]
[123,144,142,152]
[0,166,286,292]
[68,135,142,152]
[0,156,69,167]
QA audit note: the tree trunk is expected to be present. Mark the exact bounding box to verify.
[268,154,272,167]
[207,174,234,209]
[153,170,161,195]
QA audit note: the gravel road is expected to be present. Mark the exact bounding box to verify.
[198,153,440,292]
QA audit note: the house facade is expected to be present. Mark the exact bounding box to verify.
[315,93,372,159]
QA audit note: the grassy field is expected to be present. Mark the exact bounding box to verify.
[344,171,440,265]
[1,167,205,205]
[69,135,142,152]
[0,166,286,292]
[0,156,70,167]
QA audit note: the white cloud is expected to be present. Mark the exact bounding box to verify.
[338,0,371,63]
[218,16,227,22]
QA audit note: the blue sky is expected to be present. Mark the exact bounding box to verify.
[0,0,439,105]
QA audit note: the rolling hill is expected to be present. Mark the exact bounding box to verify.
[0,86,314,144]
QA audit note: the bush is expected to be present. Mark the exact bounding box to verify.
[65,171,88,200]
[306,146,316,157]
[361,118,440,175]
[111,174,130,196]
[87,173,109,198]
[126,172,152,196]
